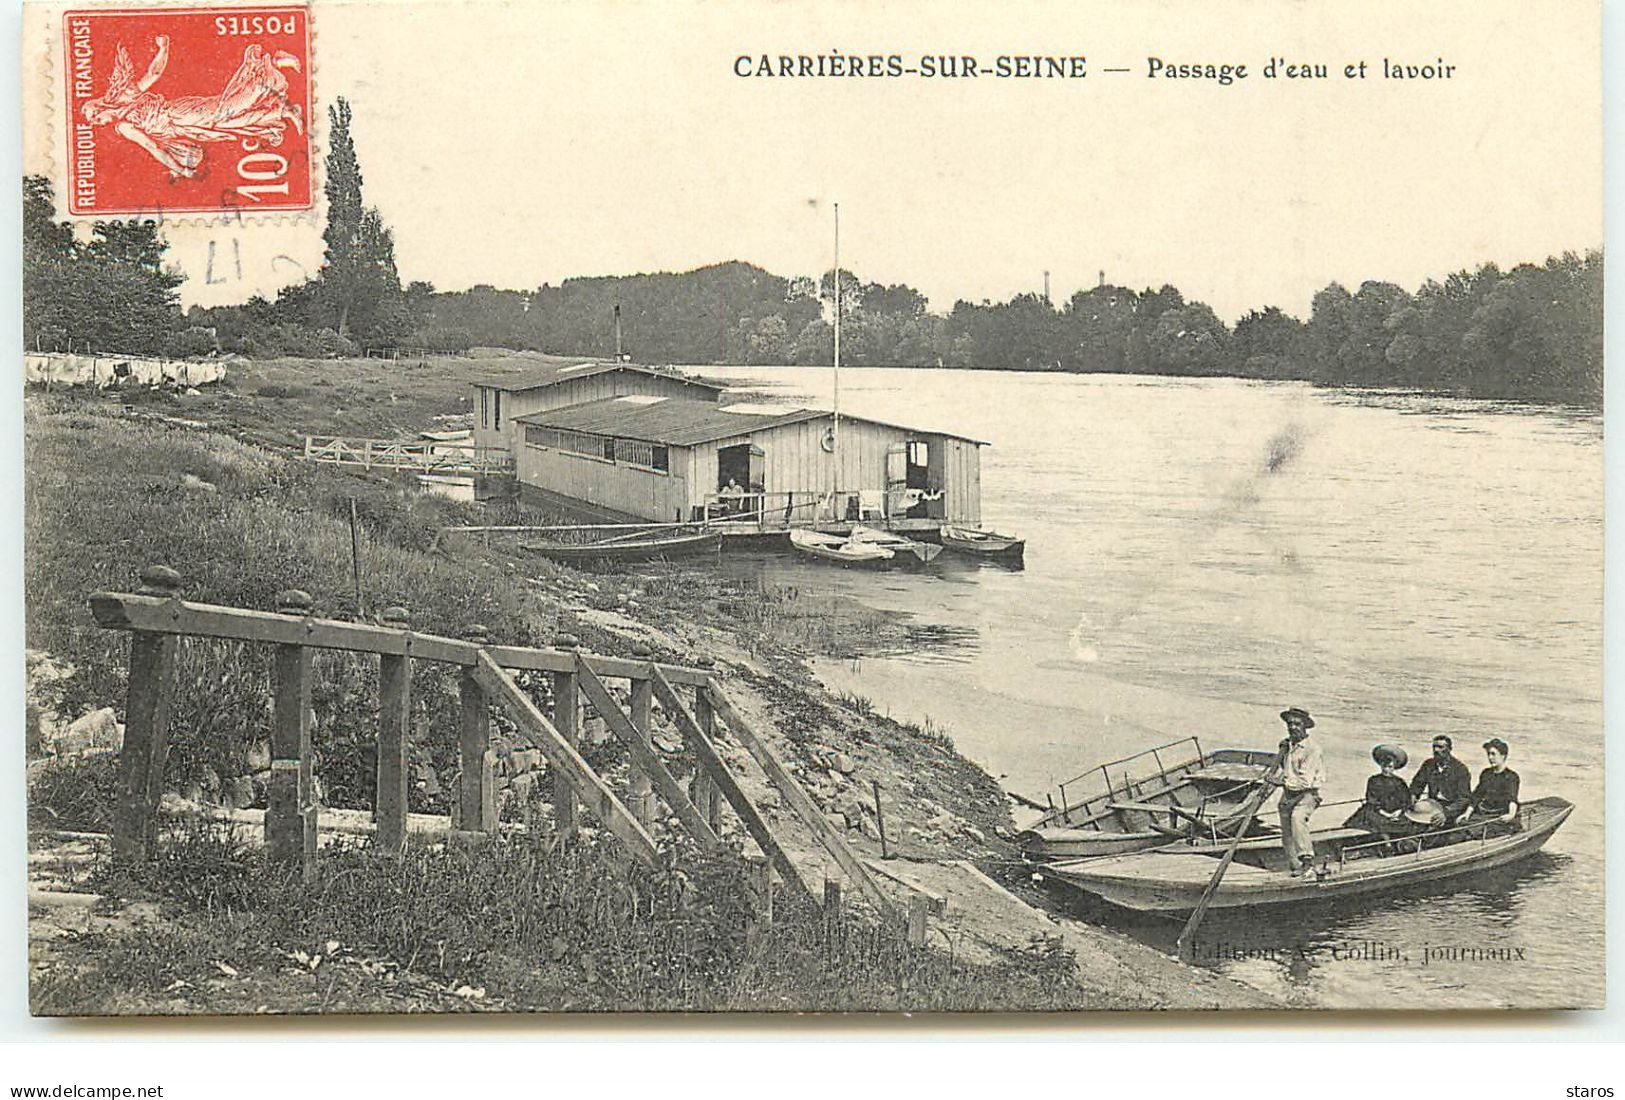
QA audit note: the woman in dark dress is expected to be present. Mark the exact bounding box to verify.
[1344,745,1416,836]
[1464,737,1521,836]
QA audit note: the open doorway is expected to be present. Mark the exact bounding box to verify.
[717,443,764,515]
[887,440,941,519]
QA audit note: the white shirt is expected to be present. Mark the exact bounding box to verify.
[1280,736,1325,791]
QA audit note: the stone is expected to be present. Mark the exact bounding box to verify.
[180,473,218,492]
[223,776,256,809]
[244,741,271,771]
[832,752,856,775]
[511,772,537,803]
[58,707,120,755]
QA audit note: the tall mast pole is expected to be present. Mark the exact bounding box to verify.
[833,202,841,462]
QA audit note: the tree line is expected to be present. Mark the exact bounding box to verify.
[22,96,1602,406]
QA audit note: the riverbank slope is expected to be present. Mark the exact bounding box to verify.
[24,376,1273,1012]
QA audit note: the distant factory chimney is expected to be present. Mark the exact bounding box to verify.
[1043,270,1051,304]
[1098,269,1106,289]
[613,304,623,360]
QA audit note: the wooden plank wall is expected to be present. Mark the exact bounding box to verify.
[514,440,691,522]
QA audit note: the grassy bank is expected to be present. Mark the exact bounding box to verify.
[25,365,1272,1012]
[32,825,1107,1015]
[23,389,1081,1012]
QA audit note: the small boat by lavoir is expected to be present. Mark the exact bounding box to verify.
[789,528,894,566]
[847,524,943,565]
[1036,796,1574,912]
[521,529,722,563]
[1017,737,1280,860]
[939,523,1025,561]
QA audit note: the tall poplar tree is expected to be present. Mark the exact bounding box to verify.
[316,97,404,341]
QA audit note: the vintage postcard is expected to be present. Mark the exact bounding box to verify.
[20,0,1603,1016]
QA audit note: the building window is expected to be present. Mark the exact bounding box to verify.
[603,437,616,461]
[494,391,502,430]
[480,388,488,428]
[652,446,669,473]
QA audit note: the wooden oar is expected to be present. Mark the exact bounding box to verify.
[1175,763,1282,960]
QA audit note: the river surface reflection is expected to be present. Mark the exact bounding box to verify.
[702,366,1602,1009]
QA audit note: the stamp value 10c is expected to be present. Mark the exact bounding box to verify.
[63,5,313,216]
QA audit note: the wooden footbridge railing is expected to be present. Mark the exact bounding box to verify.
[303,435,514,477]
[88,565,898,924]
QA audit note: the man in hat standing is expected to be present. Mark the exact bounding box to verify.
[1274,707,1325,876]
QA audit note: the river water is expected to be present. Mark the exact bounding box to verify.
[701,365,1603,1010]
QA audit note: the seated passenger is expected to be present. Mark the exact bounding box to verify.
[1462,737,1521,836]
[1343,745,1416,836]
[1408,734,1473,826]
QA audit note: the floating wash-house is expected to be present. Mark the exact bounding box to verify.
[509,394,985,531]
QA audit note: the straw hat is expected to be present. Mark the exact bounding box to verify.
[1405,798,1445,825]
[1372,744,1408,769]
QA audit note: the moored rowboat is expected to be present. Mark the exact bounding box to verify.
[940,523,1025,560]
[789,528,894,566]
[1018,738,1280,860]
[847,524,942,564]
[521,530,722,562]
[1035,796,1573,912]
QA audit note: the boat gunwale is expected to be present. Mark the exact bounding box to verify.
[1041,798,1573,910]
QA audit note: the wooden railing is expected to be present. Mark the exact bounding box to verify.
[88,565,903,926]
[303,435,513,476]
[700,490,895,529]
[1051,736,1206,826]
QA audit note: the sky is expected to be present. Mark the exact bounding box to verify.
[24,0,1604,322]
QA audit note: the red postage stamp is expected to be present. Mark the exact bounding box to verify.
[62,5,313,217]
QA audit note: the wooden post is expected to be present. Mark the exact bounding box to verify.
[111,566,181,864]
[268,589,316,878]
[459,625,491,833]
[692,656,721,830]
[375,606,411,854]
[906,894,929,947]
[348,498,364,619]
[629,643,654,827]
[745,854,773,946]
[481,750,499,832]
[552,634,581,838]
[873,777,890,859]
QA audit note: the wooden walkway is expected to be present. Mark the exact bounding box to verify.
[303,435,513,477]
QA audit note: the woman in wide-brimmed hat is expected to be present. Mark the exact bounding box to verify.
[1343,744,1417,836]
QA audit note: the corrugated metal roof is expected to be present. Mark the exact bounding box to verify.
[472,362,727,394]
[515,396,987,447]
